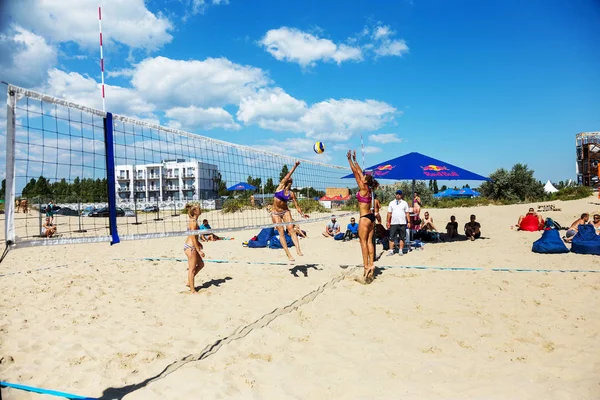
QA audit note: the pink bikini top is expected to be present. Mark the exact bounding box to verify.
[356,191,371,204]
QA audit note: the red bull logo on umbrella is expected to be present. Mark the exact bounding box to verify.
[421,164,459,177]
[373,164,395,177]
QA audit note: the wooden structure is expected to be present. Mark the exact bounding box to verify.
[576,132,600,188]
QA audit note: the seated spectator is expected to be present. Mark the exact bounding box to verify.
[591,214,600,235]
[294,224,307,238]
[42,217,57,238]
[445,216,459,239]
[199,219,222,242]
[374,223,390,250]
[565,213,590,242]
[421,211,437,231]
[464,214,481,241]
[323,215,341,237]
[517,208,544,230]
[343,217,359,241]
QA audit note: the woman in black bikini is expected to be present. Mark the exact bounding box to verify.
[347,150,379,284]
[272,161,309,261]
[183,204,205,294]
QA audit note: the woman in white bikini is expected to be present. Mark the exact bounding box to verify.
[271,161,309,261]
[183,204,205,294]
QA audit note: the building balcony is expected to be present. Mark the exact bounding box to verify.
[148,187,160,191]
[135,187,145,192]
[118,187,130,192]
[117,176,130,181]
[165,186,180,191]
[148,175,160,179]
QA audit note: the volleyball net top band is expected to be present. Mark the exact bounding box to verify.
[3,84,355,249]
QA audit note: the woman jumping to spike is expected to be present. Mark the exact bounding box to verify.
[183,204,205,294]
[272,161,309,261]
[347,150,379,284]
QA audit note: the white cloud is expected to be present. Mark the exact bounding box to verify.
[131,56,270,109]
[6,0,173,50]
[258,137,333,163]
[165,106,240,131]
[370,24,409,57]
[362,146,382,154]
[259,27,363,67]
[373,26,392,41]
[375,39,409,57]
[260,24,409,67]
[238,88,397,141]
[300,99,397,138]
[41,69,157,120]
[368,133,403,144]
[0,25,57,88]
[185,0,229,17]
[237,87,308,128]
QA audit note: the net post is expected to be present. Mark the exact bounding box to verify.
[4,87,17,246]
[153,198,163,221]
[103,112,120,245]
[75,199,87,233]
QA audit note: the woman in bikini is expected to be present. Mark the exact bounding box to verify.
[347,150,379,284]
[183,204,205,294]
[412,191,422,226]
[272,161,309,261]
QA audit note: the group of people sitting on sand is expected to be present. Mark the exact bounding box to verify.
[515,208,600,241]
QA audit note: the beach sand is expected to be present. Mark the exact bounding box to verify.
[1,196,599,399]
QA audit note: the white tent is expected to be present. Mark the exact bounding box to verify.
[544,180,559,193]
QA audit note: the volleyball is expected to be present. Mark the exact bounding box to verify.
[313,142,325,154]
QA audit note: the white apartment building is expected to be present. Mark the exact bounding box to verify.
[115,159,219,202]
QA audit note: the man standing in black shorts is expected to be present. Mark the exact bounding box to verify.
[386,189,411,255]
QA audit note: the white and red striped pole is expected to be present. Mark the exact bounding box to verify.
[360,132,365,168]
[98,6,106,112]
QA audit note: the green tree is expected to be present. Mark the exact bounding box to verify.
[246,176,262,191]
[479,164,544,201]
[279,164,289,182]
[433,180,439,194]
[440,184,447,191]
[213,172,228,196]
[22,178,37,198]
[0,179,5,200]
[264,177,276,194]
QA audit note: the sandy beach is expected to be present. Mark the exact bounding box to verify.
[1,196,599,399]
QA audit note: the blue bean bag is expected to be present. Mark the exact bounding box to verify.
[571,224,600,255]
[268,232,294,249]
[532,228,569,254]
[247,228,275,248]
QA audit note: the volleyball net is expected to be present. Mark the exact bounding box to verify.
[3,84,355,250]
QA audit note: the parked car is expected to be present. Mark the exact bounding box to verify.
[89,207,125,217]
[40,204,61,213]
[122,207,136,217]
[82,206,96,216]
[143,205,159,212]
[54,207,79,216]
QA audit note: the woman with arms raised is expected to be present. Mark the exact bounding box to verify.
[271,161,309,261]
[347,150,379,284]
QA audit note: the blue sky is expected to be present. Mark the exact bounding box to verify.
[1,0,599,183]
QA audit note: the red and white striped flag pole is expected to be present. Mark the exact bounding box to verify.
[360,132,365,168]
[98,6,106,112]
